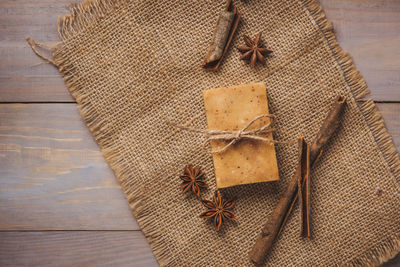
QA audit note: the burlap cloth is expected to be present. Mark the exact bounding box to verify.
[28,0,400,266]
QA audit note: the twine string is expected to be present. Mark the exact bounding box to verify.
[171,114,288,154]
[26,37,58,66]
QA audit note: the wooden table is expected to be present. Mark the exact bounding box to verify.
[0,0,399,266]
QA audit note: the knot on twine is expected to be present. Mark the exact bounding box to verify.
[171,114,287,154]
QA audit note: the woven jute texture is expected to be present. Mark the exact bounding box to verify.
[29,0,400,266]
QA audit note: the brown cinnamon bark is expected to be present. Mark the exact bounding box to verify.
[298,137,311,238]
[202,0,240,71]
[249,96,346,265]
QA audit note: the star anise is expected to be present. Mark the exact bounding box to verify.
[238,32,272,67]
[180,164,208,197]
[200,190,236,231]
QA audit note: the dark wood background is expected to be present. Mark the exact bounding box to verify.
[0,0,399,266]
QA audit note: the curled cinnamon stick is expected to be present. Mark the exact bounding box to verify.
[249,96,346,265]
[204,11,234,64]
[203,0,240,71]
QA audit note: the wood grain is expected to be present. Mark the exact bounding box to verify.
[0,0,74,102]
[0,104,138,230]
[0,231,158,267]
[0,0,399,102]
[322,0,400,101]
[379,102,400,149]
[0,103,398,232]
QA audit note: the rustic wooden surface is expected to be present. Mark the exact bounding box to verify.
[0,231,158,266]
[0,0,399,266]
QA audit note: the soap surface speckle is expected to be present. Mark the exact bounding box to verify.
[203,82,280,188]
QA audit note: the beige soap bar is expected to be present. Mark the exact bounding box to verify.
[203,82,279,188]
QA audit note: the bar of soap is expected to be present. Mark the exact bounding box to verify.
[203,82,279,188]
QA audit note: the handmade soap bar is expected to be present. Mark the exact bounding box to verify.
[203,82,279,188]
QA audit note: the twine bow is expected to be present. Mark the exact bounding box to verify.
[172,114,286,154]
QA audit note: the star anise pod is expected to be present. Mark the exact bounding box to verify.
[200,190,236,231]
[180,164,208,197]
[238,32,272,67]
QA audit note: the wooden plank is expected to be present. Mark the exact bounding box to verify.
[0,103,399,231]
[0,231,158,267]
[321,0,400,102]
[378,103,400,150]
[0,0,74,102]
[0,77,71,102]
[0,0,399,102]
[383,254,400,267]
[0,104,139,230]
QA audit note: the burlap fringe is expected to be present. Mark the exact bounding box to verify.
[42,0,172,266]
[344,236,400,267]
[57,0,126,41]
[27,0,399,265]
[302,0,400,266]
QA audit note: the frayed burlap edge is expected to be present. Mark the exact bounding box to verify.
[28,0,172,266]
[302,0,400,266]
[56,0,172,265]
[26,0,400,266]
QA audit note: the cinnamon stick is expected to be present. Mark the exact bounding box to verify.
[298,137,311,238]
[202,0,241,71]
[275,136,309,239]
[249,96,346,265]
